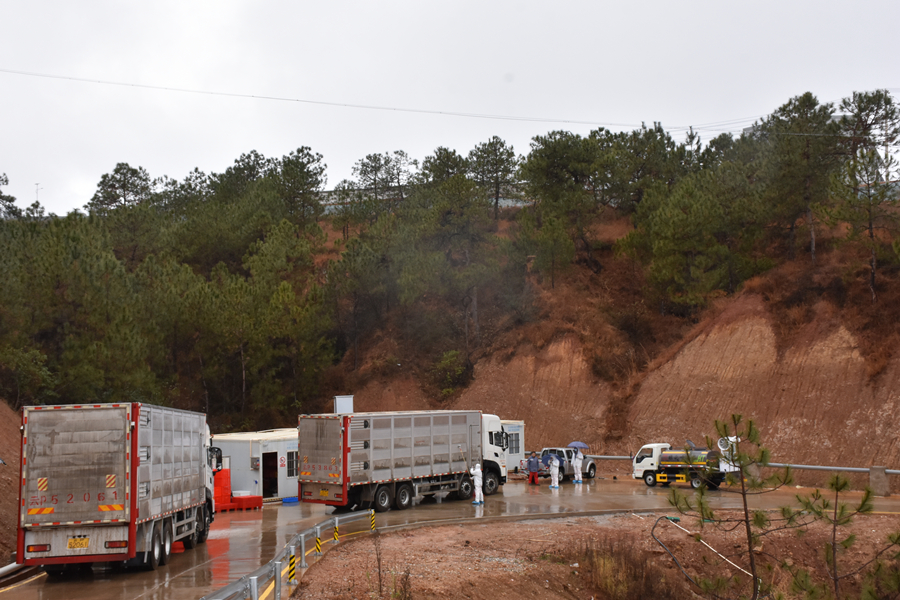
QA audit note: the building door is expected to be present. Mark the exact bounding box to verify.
[262,452,278,498]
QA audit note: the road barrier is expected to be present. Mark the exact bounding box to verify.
[766,463,898,496]
[201,509,375,600]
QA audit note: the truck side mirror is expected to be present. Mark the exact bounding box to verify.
[209,446,223,471]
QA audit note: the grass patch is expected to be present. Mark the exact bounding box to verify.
[561,536,694,600]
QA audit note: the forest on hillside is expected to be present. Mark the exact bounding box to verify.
[0,90,898,430]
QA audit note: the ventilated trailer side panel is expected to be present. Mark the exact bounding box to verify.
[135,405,204,522]
[346,411,482,484]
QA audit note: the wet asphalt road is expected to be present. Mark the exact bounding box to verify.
[13,478,900,599]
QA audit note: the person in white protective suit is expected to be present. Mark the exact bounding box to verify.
[572,449,584,483]
[470,463,484,504]
[549,454,560,489]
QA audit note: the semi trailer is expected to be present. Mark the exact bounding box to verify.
[17,403,221,570]
[297,410,508,512]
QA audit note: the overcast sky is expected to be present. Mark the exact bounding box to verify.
[1,1,898,215]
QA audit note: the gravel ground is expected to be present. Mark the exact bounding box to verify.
[291,511,900,599]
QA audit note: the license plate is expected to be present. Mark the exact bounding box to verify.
[319,489,329,497]
[67,537,89,549]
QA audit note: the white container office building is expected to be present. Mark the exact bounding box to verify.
[501,420,525,473]
[212,429,299,501]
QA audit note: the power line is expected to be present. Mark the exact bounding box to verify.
[0,67,645,129]
[2,67,893,141]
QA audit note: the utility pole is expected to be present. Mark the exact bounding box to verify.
[35,183,43,203]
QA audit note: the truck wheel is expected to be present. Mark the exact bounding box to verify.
[374,486,393,513]
[394,483,414,510]
[690,476,703,490]
[145,528,162,571]
[559,468,567,482]
[643,472,657,487]
[159,522,172,565]
[454,475,474,500]
[483,471,500,496]
[197,506,211,544]
[585,464,596,479]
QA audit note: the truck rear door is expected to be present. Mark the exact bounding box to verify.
[19,405,131,562]
[297,416,346,505]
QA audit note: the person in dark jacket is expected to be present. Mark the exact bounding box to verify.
[526,452,541,485]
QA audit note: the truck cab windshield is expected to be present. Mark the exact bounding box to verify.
[635,447,653,463]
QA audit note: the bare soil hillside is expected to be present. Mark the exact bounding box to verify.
[447,289,900,489]
[0,401,20,561]
[315,218,900,490]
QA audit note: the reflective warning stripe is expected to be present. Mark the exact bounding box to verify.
[37,478,48,491]
[106,474,117,488]
[27,508,54,515]
[98,505,125,512]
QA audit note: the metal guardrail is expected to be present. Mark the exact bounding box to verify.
[201,509,375,600]
[767,463,900,475]
[591,455,900,476]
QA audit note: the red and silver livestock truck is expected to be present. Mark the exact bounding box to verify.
[297,410,508,512]
[17,403,221,570]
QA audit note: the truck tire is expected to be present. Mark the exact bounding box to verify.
[394,483,413,510]
[159,522,172,565]
[559,467,567,482]
[197,506,210,544]
[483,471,500,496]
[374,486,393,513]
[452,475,474,500]
[690,476,703,490]
[643,472,657,487]
[144,528,162,571]
[585,464,596,479]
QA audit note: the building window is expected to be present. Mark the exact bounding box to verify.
[509,433,520,456]
[287,451,298,477]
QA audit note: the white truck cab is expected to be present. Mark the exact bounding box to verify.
[632,443,671,485]
[481,414,509,494]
